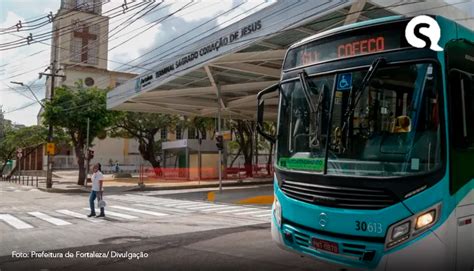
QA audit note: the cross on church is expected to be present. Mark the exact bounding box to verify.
[73,25,97,63]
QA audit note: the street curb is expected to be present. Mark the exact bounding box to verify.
[37,187,89,193]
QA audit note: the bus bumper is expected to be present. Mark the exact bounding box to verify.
[271,212,450,271]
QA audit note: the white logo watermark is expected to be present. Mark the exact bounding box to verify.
[405,15,443,52]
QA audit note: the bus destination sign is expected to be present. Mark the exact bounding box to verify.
[284,24,410,70]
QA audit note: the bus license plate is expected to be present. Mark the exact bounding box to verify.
[312,238,339,254]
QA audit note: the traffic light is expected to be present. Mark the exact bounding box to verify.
[216,135,224,150]
[87,149,94,160]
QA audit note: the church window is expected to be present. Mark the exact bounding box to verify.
[85,77,94,86]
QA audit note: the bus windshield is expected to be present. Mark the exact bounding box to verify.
[277,62,443,177]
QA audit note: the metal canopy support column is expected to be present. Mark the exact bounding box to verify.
[205,65,224,192]
[344,0,367,25]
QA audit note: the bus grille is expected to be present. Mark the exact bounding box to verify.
[280,179,397,209]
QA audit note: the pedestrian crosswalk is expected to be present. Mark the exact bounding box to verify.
[28,211,72,226]
[56,209,102,223]
[0,194,271,231]
[0,214,34,229]
[107,194,272,219]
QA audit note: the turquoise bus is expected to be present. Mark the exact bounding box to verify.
[257,15,473,270]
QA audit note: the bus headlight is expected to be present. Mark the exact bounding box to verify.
[386,203,441,250]
[274,197,282,228]
[415,210,436,230]
[392,221,410,240]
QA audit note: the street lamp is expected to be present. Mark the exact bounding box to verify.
[10,81,44,108]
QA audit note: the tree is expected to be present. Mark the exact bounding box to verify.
[0,108,6,140]
[229,119,256,177]
[260,121,276,175]
[0,125,48,174]
[42,85,115,185]
[111,112,178,174]
[190,117,215,139]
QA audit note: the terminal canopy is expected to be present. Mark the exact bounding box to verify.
[107,0,473,120]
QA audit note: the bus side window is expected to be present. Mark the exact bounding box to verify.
[450,72,473,149]
[448,70,474,193]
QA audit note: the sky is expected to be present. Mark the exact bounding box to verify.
[0,0,473,126]
[0,0,273,126]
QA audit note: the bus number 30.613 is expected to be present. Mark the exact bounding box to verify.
[355,221,383,233]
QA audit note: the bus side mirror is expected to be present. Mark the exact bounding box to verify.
[257,83,279,144]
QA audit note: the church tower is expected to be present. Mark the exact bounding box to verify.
[45,0,111,97]
[38,0,137,170]
[53,0,108,70]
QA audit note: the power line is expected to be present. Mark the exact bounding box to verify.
[6,0,469,111]
[2,101,38,114]
[105,0,472,103]
[0,0,110,34]
[129,0,266,72]
[112,0,255,73]
[0,1,175,80]
[130,0,472,71]
[70,0,259,90]
[0,5,152,80]
[0,81,38,102]
[0,2,147,69]
[0,1,147,49]
[2,1,200,111]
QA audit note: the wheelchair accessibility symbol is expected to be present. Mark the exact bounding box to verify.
[337,73,352,91]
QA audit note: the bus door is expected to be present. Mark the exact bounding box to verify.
[446,40,474,271]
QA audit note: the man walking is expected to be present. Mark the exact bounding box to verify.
[87,163,105,217]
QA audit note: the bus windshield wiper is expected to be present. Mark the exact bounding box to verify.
[340,57,386,135]
[298,70,316,113]
[298,70,324,148]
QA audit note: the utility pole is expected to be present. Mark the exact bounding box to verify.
[39,61,65,189]
[85,117,90,188]
[217,89,223,193]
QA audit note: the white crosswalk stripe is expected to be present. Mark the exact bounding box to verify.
[185,204,223,210]
[234,209,271,215]
[164,202,199,208]
[200,206,244,212]
[108,195,183,206]
[83,208,138,219]
[0,214,33,229]
[107,194,271,220]
[28,212,71,226]
[133,204,192,214]
[217,207,258,214]
[254,213,272,217]
[110,206,169,217]
[56,210,102,223]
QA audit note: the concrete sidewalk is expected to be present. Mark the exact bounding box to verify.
[35,176,273,194]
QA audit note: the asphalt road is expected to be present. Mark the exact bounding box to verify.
[0,182,342,271]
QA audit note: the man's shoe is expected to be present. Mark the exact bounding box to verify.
[95,214,105,218]
[87,213,96,217]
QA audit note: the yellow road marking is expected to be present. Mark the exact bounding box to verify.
[236,195,274,205]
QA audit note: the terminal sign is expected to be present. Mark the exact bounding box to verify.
[136,20,263,91]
